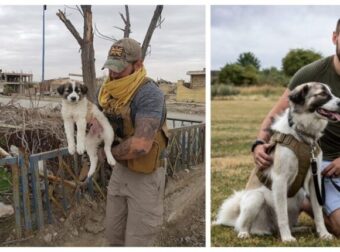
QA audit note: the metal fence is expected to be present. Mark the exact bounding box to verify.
[0,117,205,239]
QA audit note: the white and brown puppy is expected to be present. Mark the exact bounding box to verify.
[214,82,340,242]
[57,81,116,180]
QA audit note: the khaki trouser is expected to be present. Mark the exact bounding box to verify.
[105,162,166,246]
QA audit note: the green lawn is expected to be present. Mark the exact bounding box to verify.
[211,96,340,247]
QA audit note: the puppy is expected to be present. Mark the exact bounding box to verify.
[57,80,116,180]
[214,82,340,242]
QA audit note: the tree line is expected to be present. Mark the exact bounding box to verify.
[212,49,322,90]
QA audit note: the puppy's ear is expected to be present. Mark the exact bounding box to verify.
[80,85,88,95]
[289,84,309,105]
[57,85,65,95]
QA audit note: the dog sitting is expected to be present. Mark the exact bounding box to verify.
[57,81,116,180]
[214,82,340,242]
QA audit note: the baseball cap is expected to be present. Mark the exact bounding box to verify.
[101,38,142,73]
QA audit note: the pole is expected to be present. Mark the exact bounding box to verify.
[42,5,46,83]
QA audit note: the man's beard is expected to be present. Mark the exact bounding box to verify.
[337,42,340,62]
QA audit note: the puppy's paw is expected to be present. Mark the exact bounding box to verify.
[281,235,296,242]
[76,144,85,155]
[237,231,250,239]
[107,156,116,166]
[320,232,333,240]
[68,145,76,155]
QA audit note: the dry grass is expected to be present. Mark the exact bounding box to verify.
[211,96,340,247]
[238,85,285,96]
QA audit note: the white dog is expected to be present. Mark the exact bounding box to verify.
[214,82,340,242]
[57,81,116,180]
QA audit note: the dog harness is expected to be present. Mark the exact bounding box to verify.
[256,132,320,197]
[100,77,169,174]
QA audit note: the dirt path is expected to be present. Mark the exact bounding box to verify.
[5,164,205,247]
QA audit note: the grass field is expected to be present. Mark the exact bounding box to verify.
[211,93,340,247]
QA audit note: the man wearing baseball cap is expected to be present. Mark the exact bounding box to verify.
[97,38,169,246]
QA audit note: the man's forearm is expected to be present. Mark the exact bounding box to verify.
[111,137,150,160]
[256,88,290,142]
[111,117,159,160]
[257,116,275,142]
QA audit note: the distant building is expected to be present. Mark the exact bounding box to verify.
[42,77,73,95]
[186,68,205,89]
[0,69,33,94]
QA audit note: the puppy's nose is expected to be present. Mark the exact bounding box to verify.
[337,101,340,107]
[71,97,76,101]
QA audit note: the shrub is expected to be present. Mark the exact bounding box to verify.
[211,84,240,97]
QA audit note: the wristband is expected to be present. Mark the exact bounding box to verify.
[251,139,265,152]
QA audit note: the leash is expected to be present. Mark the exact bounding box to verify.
[310,145,325,205]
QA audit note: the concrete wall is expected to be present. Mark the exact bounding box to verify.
[191,75,205,88]
[176,82,205,103]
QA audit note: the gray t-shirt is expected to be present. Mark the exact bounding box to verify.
[288,55,340,161]
[96,79,166,129]
[131,80,166,126]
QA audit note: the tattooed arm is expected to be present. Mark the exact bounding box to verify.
[256,88,290,142]
[253,88,290,170]
[111,117,160,160]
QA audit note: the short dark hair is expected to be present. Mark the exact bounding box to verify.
[336,19,340,34]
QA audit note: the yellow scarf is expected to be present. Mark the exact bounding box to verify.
[98,67,147,112]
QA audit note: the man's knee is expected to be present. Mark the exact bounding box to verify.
[328,210,340,237]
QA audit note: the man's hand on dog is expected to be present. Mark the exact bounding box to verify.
[322,158,340,177]
[88,118,103,135]
[253,144,273,170]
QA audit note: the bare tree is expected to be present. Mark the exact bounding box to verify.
[56,5,96,102]
[56,5,163,101]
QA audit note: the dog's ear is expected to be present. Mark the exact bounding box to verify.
[289,84,309,105]
[80,85,88,95]
[57,85,65,95]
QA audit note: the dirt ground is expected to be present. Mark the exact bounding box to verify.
[2,164,205,247]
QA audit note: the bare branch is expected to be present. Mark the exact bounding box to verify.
[76,5,84,17]
[56,9,83,46]
[114,26,125,32]
[142,5,163,60]
[124,5,131,38]
[118,5,131,38]
[64,5,78,12]
[94,24,117,42]
[156,17,165,29]
[119,12,127,23]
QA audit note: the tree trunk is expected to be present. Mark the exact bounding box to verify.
[142,5,163,60]
[56,5,96,102]
[81,6,96,102]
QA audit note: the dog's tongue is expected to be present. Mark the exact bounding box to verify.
[317,108,340,121]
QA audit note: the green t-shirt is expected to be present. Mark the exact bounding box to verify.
[288,55,340,161]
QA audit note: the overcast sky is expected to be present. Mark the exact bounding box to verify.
[211,5,340,71]
[0,5,205,82]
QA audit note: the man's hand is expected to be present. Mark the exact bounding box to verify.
[322,158,340,177]
[88,118,103,136]
[252,144,273,170]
